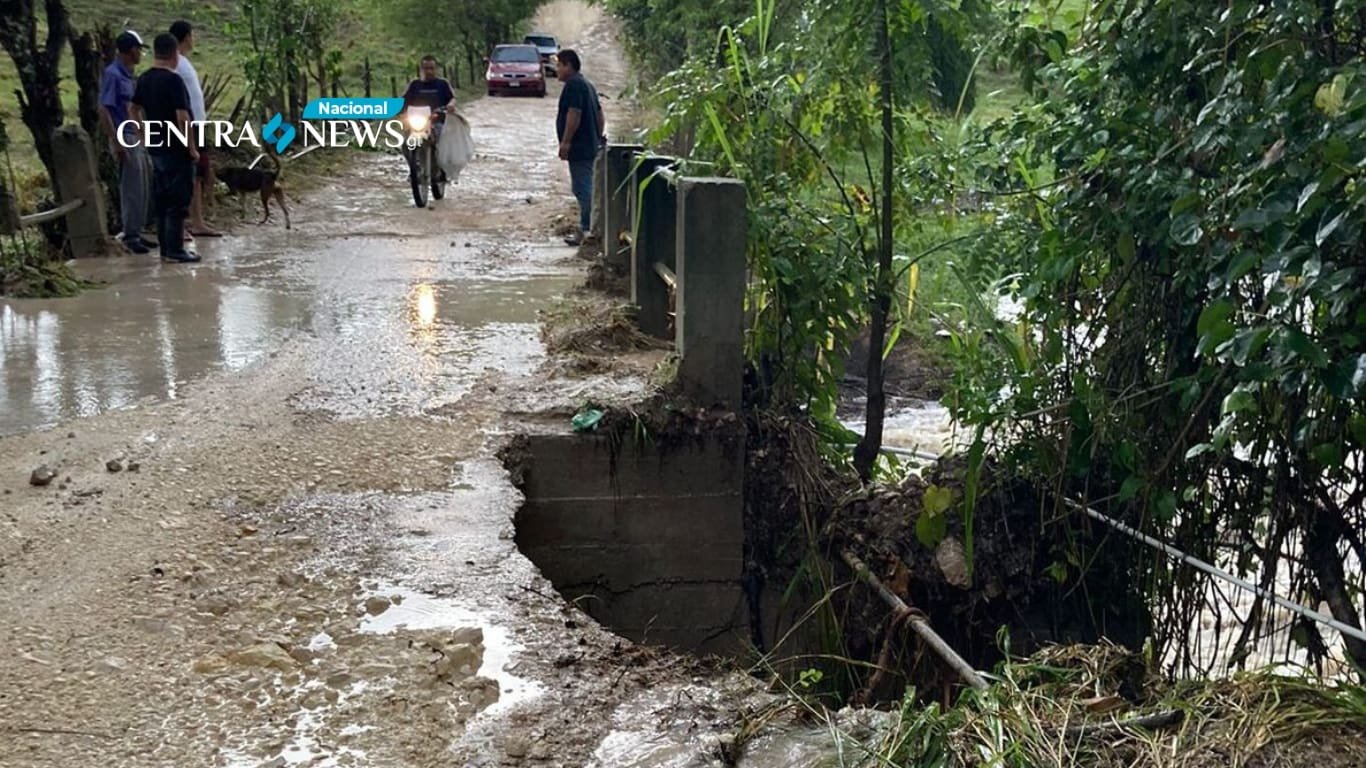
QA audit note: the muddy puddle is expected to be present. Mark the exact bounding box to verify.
[358,584,546,715]
[0,230,580,435]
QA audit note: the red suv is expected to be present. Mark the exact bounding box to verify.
[486,44,546,98]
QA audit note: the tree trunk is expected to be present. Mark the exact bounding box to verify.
[1306,505,1366,672]
[0,0,70,187]
[853,0,895,482]
[67,23,119,234]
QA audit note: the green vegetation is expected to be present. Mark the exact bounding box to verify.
[953,0,1365,675]
[621,0,1365,706]
[837,644,1366,767]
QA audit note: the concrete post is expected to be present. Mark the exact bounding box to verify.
[51,125,108,257]
[602,143,643,270]
[675,177,746,408]
[631,156,677,340]
[589,148,605,244]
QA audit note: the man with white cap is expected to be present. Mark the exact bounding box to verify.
[99,30,152,254]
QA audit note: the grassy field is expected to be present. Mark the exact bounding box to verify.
[0,0,490,199]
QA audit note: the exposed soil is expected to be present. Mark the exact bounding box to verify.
[844,326,953,403]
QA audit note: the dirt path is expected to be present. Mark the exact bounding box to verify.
[0,7,782,767]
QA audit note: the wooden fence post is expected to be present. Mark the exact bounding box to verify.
[51,125,108,257]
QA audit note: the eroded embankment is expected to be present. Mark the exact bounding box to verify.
[499,381,1147,708]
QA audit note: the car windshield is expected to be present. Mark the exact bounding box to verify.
[525,36,556,48]
[493,46,539,63]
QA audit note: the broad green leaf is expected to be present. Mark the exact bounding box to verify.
[1221,388,1258,415]
[1154,491,1178,524]
[1314,74,1347,116]
[1324,354,1366,399]
[1171,213,1204,246]
[1296,181,1320,213]
[1233,207,1268,231]
[1227,251,1260,282]
[1317,210,1348,246]
[915,507,948,549]
[1169,191,1201,217]
[1282,328,1330,368]
[1185,442,1215,460]
[1118,476,1143,502]
[923,484,955,516]
[1196,300,1236,354]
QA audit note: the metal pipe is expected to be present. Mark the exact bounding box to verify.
[842,549,990,690]
[653,261,676,290]
[19,198,83,226]
[1065,500,1366,645]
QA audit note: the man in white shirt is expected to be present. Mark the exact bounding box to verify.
[170,19,221,238]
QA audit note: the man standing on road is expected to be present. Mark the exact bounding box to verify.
[401,56,457,186]
[131,33,200,263]
[171,19,222,240]
[555,49,605,247]
[99,30,152,255]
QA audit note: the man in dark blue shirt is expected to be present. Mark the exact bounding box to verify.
[555,49,605,246]
[401,55,457,183]
[99,30,151,254]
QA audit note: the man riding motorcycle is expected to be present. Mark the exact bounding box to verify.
[401,56,457,188]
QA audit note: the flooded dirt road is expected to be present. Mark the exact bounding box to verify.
[0,6,854,767]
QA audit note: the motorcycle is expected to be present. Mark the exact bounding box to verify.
[404,106,447,208]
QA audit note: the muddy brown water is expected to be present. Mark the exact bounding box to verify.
[0,145,579,437]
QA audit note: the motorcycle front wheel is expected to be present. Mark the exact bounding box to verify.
[432,151,447,201]
[411,142,430,208]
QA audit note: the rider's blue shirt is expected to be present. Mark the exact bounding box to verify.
[403,78,455,115]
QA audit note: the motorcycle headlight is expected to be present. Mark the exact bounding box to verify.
[407,113,429,132]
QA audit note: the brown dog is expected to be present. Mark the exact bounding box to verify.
[216,154,291,229]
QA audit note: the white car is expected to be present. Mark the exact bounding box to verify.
[523,33,559,77]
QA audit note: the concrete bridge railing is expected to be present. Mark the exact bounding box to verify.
[597,144,746,410]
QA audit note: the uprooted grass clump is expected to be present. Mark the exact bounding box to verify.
[864,643,1366,768]
[540,296,671,358]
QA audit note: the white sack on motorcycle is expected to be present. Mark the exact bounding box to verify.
[437,114,475,182]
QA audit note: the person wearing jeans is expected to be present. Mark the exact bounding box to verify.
[131,33,199,263]
[99,30,152,254]
[555,48,605,246]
